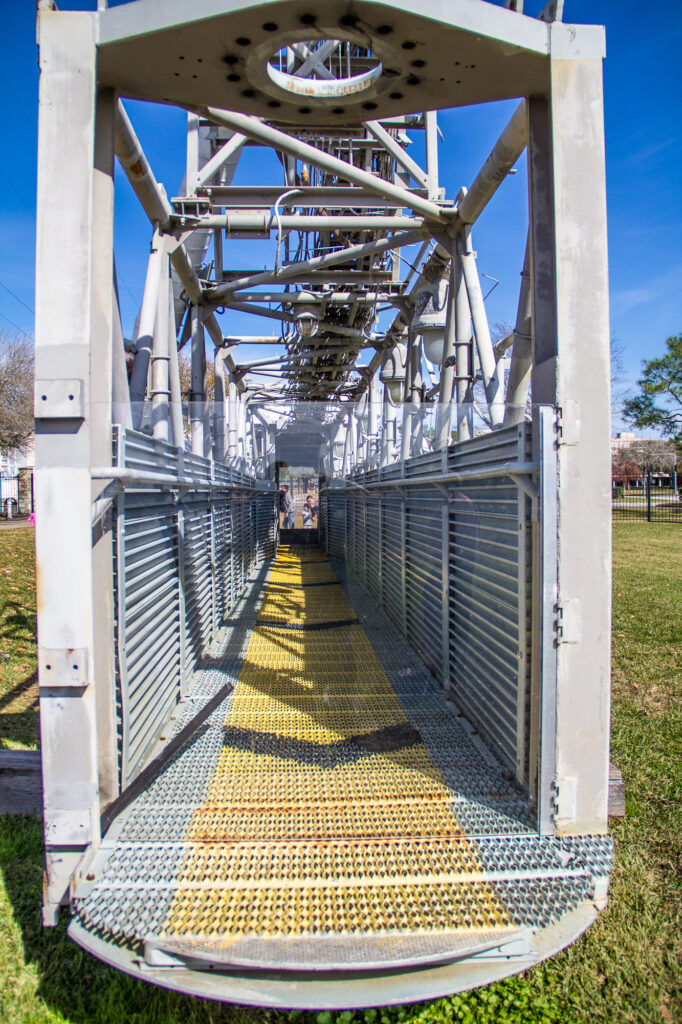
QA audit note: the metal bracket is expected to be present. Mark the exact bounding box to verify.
[35,379,85,419]
[39,647,89,687]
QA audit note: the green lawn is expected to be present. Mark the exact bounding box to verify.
[0,524,680,1023]
[0,528,38,750]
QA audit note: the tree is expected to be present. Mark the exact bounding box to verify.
[178,352,215,401]
[0,332,34,455]
[623,333,682,439]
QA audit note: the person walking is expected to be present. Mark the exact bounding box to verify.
[279,484,295,529]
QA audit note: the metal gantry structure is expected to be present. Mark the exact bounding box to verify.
[33,0,613,1009]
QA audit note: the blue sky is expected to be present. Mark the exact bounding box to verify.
[1,0,680,430]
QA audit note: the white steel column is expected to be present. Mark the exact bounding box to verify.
[129,229,164,427]
[528,56,611,834]
[90,88,119,812]
[151,256,171,441]
[454,247,474,442]
[34,11,101,922]
[459,228,504,427]
[167,287,185,447]
[190,305,206,456]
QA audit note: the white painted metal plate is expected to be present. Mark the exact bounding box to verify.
[35,379,85,419]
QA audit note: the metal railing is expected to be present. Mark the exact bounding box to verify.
[321,421,544,789]
[612,475,682,523]
[111,428,277,786]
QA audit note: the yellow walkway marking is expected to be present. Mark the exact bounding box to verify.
[163,545,510,943]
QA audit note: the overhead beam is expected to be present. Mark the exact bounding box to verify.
[192,107,450,224]
[364,120,428,189]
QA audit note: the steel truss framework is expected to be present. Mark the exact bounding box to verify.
[33,0,612,1007]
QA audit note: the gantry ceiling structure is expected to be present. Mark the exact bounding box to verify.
[100,0,604,419]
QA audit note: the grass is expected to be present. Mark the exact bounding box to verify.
[0,527,38,750]
[0,524,680,1022]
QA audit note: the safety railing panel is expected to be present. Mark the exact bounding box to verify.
[114,429,276,788]
[324,421,540,788]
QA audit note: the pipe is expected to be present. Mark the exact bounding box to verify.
[129,228,165,428]
[458,229,504,427]
[193,107,451,224]
[456,101,527,226]
[194,133,246,192]
[114,103,172,228]
[454,247,474,442]
[191,213,423,232]
[227,376,238,463]
[190,305,206,456]
[151,258,171,441]
[167,283,185,447]
[213,350,226,461]
[503,233,533,427]
[434,256,457,450]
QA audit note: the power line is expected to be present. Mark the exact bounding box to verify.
[0,309,32,340]
[0,279,34,316]
[0,166,35,217]
[0,71,36,132]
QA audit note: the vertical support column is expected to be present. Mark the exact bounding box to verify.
[435,254,457,450]
[90,88,119,811]
[459,228,504,427]
[151,255,171,441]
[424,111,439,200]
[167,285,185,447]
[129,229,164,428]
[528,56,611,833]
[190,305,206,456]
[454,246,474,442]
[34,11,101,922]
[213,350,226,462]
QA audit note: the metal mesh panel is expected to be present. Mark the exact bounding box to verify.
[366,497,381,602]
[117,492,182,786]
[406,491,443,676]
[329,422,535,784]
[327,494,346,558]
[380,497,403,631]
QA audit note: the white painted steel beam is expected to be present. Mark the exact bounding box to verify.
[34,10,101,923]
[193,108,450,225]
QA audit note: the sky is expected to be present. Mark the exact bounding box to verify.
[0,0,680,432]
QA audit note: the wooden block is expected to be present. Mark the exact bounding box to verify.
[608,761,625,818]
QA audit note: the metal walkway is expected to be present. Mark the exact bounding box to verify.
[71,544,611,979]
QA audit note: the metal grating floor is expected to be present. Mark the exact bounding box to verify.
[73,544,612,973]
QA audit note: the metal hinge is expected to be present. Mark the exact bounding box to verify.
[556,400,580,446]
[554,597,581,645]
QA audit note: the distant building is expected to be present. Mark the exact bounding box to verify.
[0,435,34,476]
